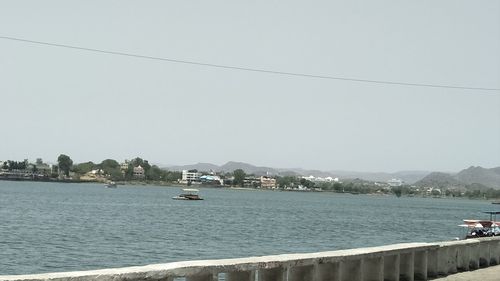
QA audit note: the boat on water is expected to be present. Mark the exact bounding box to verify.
[105,181,117,188]
[459,211,500,239]
[172,188,203,200]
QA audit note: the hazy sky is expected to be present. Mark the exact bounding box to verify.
[1,1,499,172]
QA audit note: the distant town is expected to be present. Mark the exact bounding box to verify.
[1,155,500,199]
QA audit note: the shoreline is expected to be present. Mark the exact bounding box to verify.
[1,178,498,201]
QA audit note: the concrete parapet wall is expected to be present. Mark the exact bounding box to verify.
[2,238,500,281]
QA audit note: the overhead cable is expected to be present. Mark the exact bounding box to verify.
[1,35,499,91]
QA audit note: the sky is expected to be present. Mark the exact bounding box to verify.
[0,1,499,173]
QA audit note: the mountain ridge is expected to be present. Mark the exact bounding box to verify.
[415,166,500,189]
[166,161,500,187]
[165,161,434,184]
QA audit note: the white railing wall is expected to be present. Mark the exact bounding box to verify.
[2,237,500,281]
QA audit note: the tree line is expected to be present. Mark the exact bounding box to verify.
[70,156,182,182]
[1,155,182,183]
[4,156,500,198]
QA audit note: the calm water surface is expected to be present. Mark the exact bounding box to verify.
[0,181,493,275]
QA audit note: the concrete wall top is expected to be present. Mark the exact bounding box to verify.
[2,239,498,281]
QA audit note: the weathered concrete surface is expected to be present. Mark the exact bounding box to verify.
[0,239,499,281]
[432,265,500,281]
[0,243,432,281]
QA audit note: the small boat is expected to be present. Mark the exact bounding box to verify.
[172,188,203,200]
[105,181,117,188]
[459,211,500,239]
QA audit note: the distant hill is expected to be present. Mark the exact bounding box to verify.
[455,166,500,188]
[167,162,220,172]
[220,161,279,176]
[325,170,431,184]
[491,167,500,174]
[415,166,500,189]
[415,172,463,188]
[166,161,431,183]
[275,169,430,184]
[166,161,500,188]
[166,161,279,176]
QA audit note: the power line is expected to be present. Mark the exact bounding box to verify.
[1,35,499,92]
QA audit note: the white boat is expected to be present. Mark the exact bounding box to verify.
[105,181,117,188]
[172,188,203,200]
[459,211,500,239]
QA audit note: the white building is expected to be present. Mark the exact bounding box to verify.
[120,161,130,171]
[388,178,403,187]
[181,170,201,183]
[301,175,339,183]
[199,175,223,185]
[260,176,277,189]
[133,165,145,179]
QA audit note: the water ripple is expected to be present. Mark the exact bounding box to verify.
[0,181,492,275]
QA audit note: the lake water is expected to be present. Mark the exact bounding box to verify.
[0,181,494,275]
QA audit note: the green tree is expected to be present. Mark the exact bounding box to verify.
[431,189,442,197]
[146,165,165,181]
[233,169,246,187]
[108,168,124,181]
[72,161,96,174]
[332,182,343,192]
[100,159,120,170]
[165,171,182,182]
[6,160,27,170]
[130,157,151,179]
[57,154,73,176]
[124,164,134,180]
[51,165,59,178]
[276,176,298,188]
[343,182,354,192]
[393,187,402,197]
[299,178,315,189]
[131,157,151,170]
[97,159,122,180]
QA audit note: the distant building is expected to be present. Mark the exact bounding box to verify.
[260,176,277,189]
[199,175,223,185]
[388,178,403,187]
[303,175,316,181]
[120,161,130,172]
[181,170,201,183]
[301,175,339,183]
[426,187,442,196]
[243,176,261,188]
[133,165,145,179]
[1,160,54,179]
[32,163,52,176]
